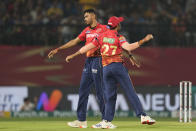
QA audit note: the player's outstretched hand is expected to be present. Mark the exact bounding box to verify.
[48,49,58,59]
[130,56,141,68]
[65,55,74,63]
[144,34,153,42]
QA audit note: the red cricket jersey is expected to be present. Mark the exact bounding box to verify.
[78,23,108,57]
[93,30,127,66]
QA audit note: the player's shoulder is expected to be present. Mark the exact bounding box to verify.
[118,34,126,40]
[99,29,110,37]
[97,24,109,32]
[82,26,91,33]
[99,24,110,29]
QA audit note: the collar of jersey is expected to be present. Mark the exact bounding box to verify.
[89,23,100,30]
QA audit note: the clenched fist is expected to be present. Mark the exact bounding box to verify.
[144,34,153,42]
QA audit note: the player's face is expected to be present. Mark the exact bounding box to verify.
[84,13,94,25]
[117,23,121,31]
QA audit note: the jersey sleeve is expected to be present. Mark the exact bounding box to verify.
[78,28,87,41]
[119,35,127,46]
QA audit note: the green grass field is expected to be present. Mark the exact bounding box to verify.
[0,117,195,131]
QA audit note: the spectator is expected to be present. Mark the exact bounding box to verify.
[20,97,35,111]
[0,0,195,46]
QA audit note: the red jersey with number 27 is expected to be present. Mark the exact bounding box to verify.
[78,23,108,57]
[93,30,127,66]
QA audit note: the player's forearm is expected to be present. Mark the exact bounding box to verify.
[123,38,148,51]
[122,34,153,51]
[79,43,96,54]
[71,51,82,59]
[122,42,140,51]
[67,45,88,60]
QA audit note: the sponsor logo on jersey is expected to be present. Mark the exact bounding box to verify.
[86,31,91,34]
[86,33,98,38]
[103,37,115,44]
[83,68,87,72]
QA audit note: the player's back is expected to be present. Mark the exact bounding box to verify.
[98,29,124,66]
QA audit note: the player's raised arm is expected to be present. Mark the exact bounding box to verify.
[48,37,81,59]
[65,43,96,63]
[121,34,153,51]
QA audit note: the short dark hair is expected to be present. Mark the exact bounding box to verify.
[24,97,30,102]
[84,9,96,15]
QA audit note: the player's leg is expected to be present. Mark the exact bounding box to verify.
[101,65,118,128]
[103,66,117,122]
[92,65,117,129]
[77,58,93,121]
[91,57,105,119]
[68,58,93,128]
[112,63,145,116]
[112,63,155,124]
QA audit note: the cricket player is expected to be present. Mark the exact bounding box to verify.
[48,9,107,128]
[66,16,156,129]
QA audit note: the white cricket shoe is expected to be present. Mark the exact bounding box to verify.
[141,115,156,125]
[91,120,104,128]
[67,120,87,128]
[92,120,117,129]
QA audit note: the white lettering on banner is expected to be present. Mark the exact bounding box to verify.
[67,94,99,111]
[165,94,179,111]
[87,95,99,111]
[67,93,181,112]
[67,94,129,111]
[138,93,179,111]
[152,94,164,111]
[138,94,151,111]
[115,94,129,111]
[0,87,28,112]
[67,94,78,111]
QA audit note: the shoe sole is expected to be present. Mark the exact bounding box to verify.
[147,121,155,125]
[67,123,87,128]
[141,121,155,125]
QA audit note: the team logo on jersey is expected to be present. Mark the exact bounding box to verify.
[86,31,91,34]
[103,37,115,44]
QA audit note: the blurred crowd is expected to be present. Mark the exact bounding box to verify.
[0,0,196,46]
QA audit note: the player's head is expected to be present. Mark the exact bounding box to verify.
[24,97,30,104]
[107,16,124,31]
[83,9,97,25]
